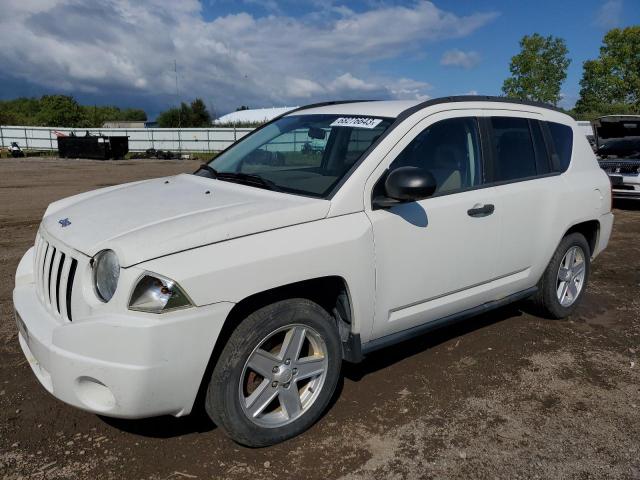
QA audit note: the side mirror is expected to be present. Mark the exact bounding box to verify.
[373,166,437,209]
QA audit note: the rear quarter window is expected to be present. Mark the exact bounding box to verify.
[547,122,573,172]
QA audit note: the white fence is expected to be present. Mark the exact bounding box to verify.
[1,121,595,154]
[0,126,254,153]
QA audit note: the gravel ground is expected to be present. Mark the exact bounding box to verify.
[1,157,639,480]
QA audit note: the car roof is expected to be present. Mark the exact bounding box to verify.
[288,96,566,119]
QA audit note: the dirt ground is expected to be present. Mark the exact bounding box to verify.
[0,157,639,480]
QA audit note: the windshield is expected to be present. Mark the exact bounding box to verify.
[205,114,392,197]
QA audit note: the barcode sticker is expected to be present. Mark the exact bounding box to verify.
[330,117,383,129]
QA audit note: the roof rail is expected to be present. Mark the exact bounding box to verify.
[396,95,565,120]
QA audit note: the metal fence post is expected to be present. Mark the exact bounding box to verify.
[151,129,155,150]
[24,128,29,150]
[0,125,4,149]
[49,128,53,150]
[207,129,211,152]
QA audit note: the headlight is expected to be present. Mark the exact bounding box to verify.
[93,250,120,302]
[128,274,192,313]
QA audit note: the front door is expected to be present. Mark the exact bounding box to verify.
[366,113,500,338]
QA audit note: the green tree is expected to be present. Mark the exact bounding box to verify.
[502,33,571,105]
[34,95,87,127]
[574,26,640,114]
[0,95,148,127]
[189,98,211,127]
[157,103,187,128]
[156,99,211,127]
[121,108,147,121]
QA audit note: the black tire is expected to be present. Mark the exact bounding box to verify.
[532,232,591,319]
[205,298,342,447]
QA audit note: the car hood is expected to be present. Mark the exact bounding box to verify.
[592,115,640,157]
[41,173,330,267]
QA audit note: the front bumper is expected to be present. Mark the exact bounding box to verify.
[607,173,640,199]
[13,251,234,419]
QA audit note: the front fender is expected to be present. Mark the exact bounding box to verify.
[136,213,377,343]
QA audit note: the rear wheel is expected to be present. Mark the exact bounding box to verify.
[205,298,341,447]
[532,233,590,319]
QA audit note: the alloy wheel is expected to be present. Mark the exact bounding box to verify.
[238,324,328,428]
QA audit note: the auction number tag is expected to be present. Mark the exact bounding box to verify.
[330,117,383,129]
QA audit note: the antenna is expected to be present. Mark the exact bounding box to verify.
[174,59,181,129]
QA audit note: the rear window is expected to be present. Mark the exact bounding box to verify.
[547,122,573,172]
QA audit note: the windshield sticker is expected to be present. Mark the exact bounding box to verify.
[330,117,383,129]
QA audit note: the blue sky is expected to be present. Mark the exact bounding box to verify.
[0,0,637,118]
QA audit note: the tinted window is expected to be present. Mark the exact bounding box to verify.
[490,117,537,182]
[530,120,551,175]
[390,117,482,194]
[547,122,573,171]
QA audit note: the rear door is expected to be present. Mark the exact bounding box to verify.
[483,113,562,285]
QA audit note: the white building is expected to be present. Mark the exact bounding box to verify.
[213,107,298,125]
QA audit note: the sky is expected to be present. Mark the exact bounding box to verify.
[0,0,638,119]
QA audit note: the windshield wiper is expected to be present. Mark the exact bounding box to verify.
[194,165,282,192]
[215,172,283,192]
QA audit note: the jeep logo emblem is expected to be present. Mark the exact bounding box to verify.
[58,218,71,228]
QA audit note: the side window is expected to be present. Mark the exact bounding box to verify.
[547,121,573,172]
[489,116,537,182]
[530,120,551,175]
[390,117,482,194]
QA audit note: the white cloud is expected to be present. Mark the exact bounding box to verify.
[0,1,497,112]
[387,78,433,101]
[595,0,623,28]
[440,49,481,69]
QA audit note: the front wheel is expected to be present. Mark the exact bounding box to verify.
[532,232,590,319]
[205,299,342,447]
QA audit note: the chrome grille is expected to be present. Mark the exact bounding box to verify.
[598,160,640,176]
[33,232,78,322]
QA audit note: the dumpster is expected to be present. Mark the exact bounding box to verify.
[57,132,129,160]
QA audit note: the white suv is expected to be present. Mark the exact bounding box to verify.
[13,96,614,446]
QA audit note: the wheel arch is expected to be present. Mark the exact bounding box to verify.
[192,276,359,415]
[563,219,600,256]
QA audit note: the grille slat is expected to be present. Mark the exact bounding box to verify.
[49,249,61,313]
[34,231,78,322]
[37,241,48,301]
[54,252,66,315]
[66,259,78,322]
[34,237,45,300]
[58,256,72,320]
[42,246,54,306]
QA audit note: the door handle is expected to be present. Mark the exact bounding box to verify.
[467,203,495,217]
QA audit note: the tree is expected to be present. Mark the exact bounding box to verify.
[574,26,640,114]
[189,98,211,127]
[0,96,148,127]
[156,103,188,128]
[34,95,87,127]
[502,33,570,105]
[156,98,211,127]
